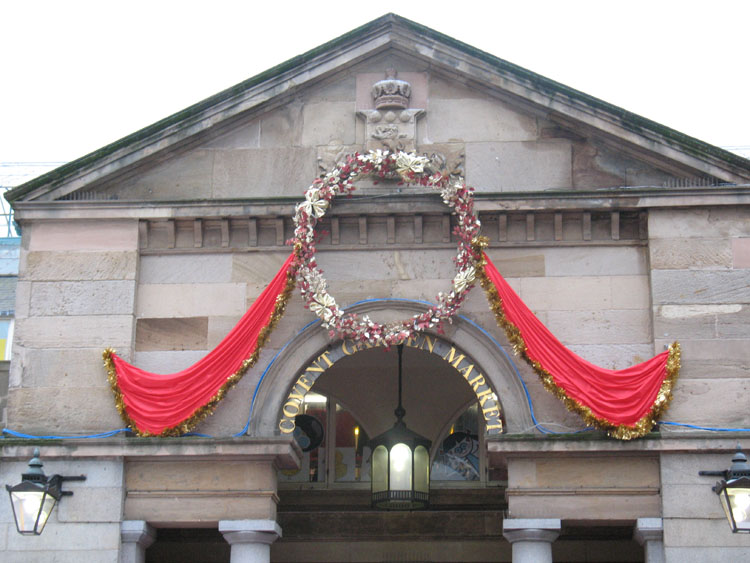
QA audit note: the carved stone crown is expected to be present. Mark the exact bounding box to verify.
[371,68,411,109]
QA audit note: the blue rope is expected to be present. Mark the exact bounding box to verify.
[236,318,321,437]
[454,311,591,435]
[660,422,750,432]
[2,428,131,440]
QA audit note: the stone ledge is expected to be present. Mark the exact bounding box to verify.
[0,437,301,469]
[487,432,750,459]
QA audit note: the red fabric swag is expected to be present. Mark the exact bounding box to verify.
[105,252,296,436]
[481,252,677,431]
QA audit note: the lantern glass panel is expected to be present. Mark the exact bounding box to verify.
[372,445,388,494]
[389,443,412,491]
[414,445,429,494]
[9,488,56,535]
[720,483,750,532]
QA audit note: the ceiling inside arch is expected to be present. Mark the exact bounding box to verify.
[311,344,478,446]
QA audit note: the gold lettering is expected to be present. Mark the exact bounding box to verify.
[486,423,503,431]
[279,418,296,433]
[482,406,501,419]
[296,375,313,392]
[442,347,466,368]
[341,340,359,356]
[476,388,494,407]
[420,335,435,353]
[288,386,305,403]
[458,363,475,380]
[306,350,334,372]
[319,350,334,367]
[467,374,485,391]
[282,399,302,418]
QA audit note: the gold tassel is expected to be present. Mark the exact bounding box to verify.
[104,251,299,437]
[472,239,680,440]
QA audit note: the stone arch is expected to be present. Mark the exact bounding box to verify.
[248,299,533,436]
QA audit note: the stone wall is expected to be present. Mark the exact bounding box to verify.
[0,360,8,427]
[506,454,661,519]
[130,221,653,437]
[7,220,139,434]
[0,455,123,562]
[94,59,679,203]
[661,452,750,562]
[650,208,750,429]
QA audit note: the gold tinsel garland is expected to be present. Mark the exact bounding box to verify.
[103,250,299,437]
[472,238,680,440]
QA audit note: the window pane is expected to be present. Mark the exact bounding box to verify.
[278,392,327,483]
[431,404,481,481]
[334,403,370,482]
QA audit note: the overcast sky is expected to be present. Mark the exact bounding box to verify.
[2,0,749,166]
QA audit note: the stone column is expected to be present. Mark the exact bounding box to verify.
[121,520,156,563]
[634,518,665,563]
[503,518,561,563]
[219,520,282,563]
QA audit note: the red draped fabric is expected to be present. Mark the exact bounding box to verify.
[479,252,679,438]
[104,252,297,436]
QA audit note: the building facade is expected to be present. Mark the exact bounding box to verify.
[2,14,749,563]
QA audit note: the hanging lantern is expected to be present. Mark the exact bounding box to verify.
[369,344,431,510]
[712,446,750,533]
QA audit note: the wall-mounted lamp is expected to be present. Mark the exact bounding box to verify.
[6,448,86,535]
[699,445,750,533]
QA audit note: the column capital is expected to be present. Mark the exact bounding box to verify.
[219,519,282,546]
[634,518,665,563]
[121,520,156,549]
[634,517,663,545]
[503,518,561,544]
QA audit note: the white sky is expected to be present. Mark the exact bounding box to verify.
[2,0,749,165]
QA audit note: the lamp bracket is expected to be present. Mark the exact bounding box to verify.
[53,474,87,497]
[59,475,87,482]
[699,470,728,478]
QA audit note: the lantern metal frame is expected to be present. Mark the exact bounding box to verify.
[699,445,750,533]
[369,344,431,510]
[6,448,86,535]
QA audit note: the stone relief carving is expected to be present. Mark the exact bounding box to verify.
[371,68,412,108]
[317,141,353,175]
[317,70,465,179]
[423,147,466,179]
[357,69,424,153]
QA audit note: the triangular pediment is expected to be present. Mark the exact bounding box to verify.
[8,13,750,205]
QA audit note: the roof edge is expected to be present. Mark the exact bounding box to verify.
[6,13,399,203]
[389,16,749,172]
